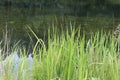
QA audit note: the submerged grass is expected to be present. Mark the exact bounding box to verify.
[0,26,120,80]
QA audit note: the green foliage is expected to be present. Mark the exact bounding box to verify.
[32,26,119,80]
[0,25,120,80]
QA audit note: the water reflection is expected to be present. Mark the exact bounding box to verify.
[0,5,119,50]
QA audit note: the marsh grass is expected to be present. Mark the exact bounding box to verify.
[0,25,120,80]
[32,26,119,80]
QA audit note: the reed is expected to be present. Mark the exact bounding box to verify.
[0,25,119,80]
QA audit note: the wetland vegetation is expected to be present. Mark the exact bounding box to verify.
[0,0,120,80]
[0,26,120,80]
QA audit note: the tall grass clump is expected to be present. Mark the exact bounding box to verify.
[0,25,119,80]
[31,25,119,80]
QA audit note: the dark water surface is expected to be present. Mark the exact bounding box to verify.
[0,6,120,47]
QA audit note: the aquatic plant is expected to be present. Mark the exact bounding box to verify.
[0,26,119,80]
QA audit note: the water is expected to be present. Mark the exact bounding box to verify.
[0,5,119,45]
